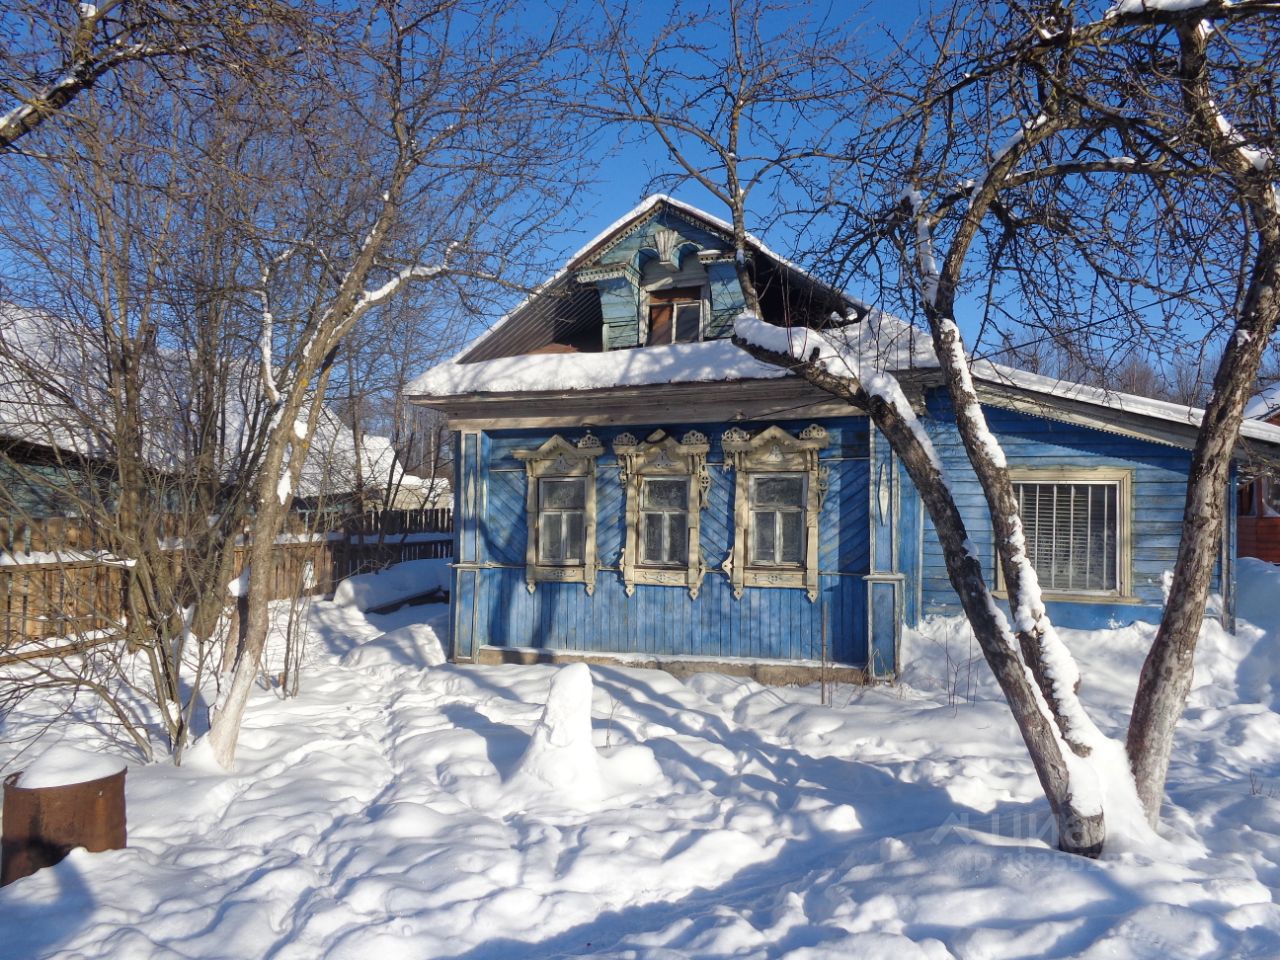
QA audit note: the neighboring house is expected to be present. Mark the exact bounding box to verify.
[1238,384,1280,563]
[0,305,412,520]
[406,196,1280,681]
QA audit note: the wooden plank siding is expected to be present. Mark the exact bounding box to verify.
[455,417,874,666]
[913,391,1222,629]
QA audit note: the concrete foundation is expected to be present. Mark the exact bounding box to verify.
[467,645,871,686]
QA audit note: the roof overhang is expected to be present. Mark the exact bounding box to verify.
[406,375,905,431]
[972,373,1280,465]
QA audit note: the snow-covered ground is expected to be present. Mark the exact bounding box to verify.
[3,559,1280,959]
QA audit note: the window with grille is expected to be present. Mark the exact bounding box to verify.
[749,473,806,567]
[640,477,689,566]
[1011,471,1129,596]
[537,477,586,564]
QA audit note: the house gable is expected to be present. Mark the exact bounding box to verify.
[456,196,850,364]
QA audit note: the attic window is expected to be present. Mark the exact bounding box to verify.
[646,287,703,345]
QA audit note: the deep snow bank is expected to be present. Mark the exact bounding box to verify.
[332,558,450,611]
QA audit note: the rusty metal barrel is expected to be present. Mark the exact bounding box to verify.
[1,752,126,886]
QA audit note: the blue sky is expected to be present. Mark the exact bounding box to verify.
[565,2,936,247]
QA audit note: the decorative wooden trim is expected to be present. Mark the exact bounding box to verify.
[722,424,830,601]
[613,429,711,598]
[1000,465,1134,600]
[513,433,604,594]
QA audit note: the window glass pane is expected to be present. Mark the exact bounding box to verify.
[647,304,673,345]
[667,514,688,563]
[540,514,562,562]
[674,303,701,342]
[780,511,803,564]
[753,475,804,507]
[564,511,584,562]
[753,511,776,563]
[1266,479,1280,514]
[642,512,664,564]
[1016,480,1118,592]
[643,478,687,510]
[540,477,584,509]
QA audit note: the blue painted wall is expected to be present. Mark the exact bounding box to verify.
[450,392,1235,668]
[910,390,1222,629]
[452,417,874,666]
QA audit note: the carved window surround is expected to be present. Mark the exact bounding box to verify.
[514,433,604,594]
[613,429,712,598]
[722,424,829,601]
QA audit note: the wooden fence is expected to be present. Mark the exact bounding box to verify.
[0,509,453,649]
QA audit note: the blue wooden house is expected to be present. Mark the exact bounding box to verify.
[405,196,1280,682]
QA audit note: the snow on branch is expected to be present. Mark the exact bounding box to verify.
[902,188,941,307]
[734,313,947,481]
[354,262,448,314]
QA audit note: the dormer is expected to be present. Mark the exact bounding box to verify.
[454,196,856,364]
[575,209,745,351]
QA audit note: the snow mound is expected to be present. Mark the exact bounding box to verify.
[508,663,604,803]
[341,623,447,670]
[332,559,450,611]
[19,745,126,789]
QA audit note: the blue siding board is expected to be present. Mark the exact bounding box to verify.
[918,389,1216,628]
[460,400,1219,667]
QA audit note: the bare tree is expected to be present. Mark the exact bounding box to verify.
[0,0,306,152]
[205,0,587,767]
[0,46,280,761]
[607,0,1280,852]
[824,0,1280,833]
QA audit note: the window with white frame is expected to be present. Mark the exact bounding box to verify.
[614,430,710,597]
[514,434,603,594]
[537,477,587,564]
[1007,468,1131,597]
[749,473,806,566]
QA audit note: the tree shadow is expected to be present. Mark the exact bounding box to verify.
[431,658,1143,959]
[0,849,95,958]
[439,702,529,781]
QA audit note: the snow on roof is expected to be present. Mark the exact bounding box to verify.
[408,303,932,399]
[406,196,1280,452]
[409,337,788,396]
[296,417,412,499]
[969,361,1280,447]
[442,194,839,368]
[1245,382,1280,421]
